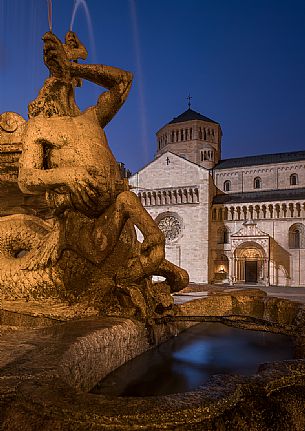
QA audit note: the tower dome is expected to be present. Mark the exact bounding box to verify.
[156,107,222,169]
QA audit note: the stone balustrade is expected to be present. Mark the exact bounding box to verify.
[137,186,200,207]
[212,200,305,221]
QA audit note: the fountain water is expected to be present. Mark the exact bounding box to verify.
[92,322,294,397]
[47,0,52,32]
[70,0,96,62]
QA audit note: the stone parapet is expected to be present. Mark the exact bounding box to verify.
[0,290,304,430]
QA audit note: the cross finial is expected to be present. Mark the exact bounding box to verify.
[187,94,192,109]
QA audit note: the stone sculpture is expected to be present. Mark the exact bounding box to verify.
[0,32,188,320]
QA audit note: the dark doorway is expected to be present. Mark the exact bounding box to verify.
[245,260,257,283]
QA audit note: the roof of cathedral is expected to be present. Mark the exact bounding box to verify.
[213,187,305,204]
[215,150,305,169]
[168,108,218,125]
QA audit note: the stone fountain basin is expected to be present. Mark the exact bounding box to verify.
[0,288,305,430]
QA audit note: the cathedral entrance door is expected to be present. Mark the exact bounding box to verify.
[245,260,257,283]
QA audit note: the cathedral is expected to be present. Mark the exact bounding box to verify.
[129,107,305,287]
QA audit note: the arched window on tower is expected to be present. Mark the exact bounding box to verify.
[254,177,262,189]
[289,223,305,249]
[224,180,231,192]
[290,173,298,186]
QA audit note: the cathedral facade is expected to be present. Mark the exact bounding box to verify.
[129,108,305,287]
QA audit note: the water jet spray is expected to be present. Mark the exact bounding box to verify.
[47,0,52,32]
[70,0,96,62]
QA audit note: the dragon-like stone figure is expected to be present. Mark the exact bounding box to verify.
[0,32,188,320]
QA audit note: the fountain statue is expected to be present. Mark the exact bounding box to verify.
[0,31,188,320]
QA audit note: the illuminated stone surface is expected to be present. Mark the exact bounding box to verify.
[0,289,304,430]
[0,32,188,320]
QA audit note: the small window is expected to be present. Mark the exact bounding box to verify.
[224,180,231,191]
[254,177,262,189]
[290,174,298,186]
[294,230,301,248]
[290,228,301,249]
[289,223,304,249]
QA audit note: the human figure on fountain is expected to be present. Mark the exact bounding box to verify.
[17,31,188,308]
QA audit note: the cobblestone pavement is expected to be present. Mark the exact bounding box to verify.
[174,284,305,305]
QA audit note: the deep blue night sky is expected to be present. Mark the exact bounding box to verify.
[0,0,304,173]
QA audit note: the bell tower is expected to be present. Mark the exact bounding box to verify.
[155,105,222,169]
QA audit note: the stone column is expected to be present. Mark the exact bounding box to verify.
[229,255,234,285]
[264,258,270,286]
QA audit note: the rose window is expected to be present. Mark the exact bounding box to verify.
[158,216,181,242]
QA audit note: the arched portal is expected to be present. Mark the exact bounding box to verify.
[234,242,267,284]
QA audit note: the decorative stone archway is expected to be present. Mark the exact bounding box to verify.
[230,221,270,286]
[233,242,267,284]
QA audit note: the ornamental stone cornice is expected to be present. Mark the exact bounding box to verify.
[230,220,270,256]
[231,220,269,238]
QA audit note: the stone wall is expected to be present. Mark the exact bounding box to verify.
[214,160,305,193]
[211,215,305,286]
[130,152,211,283]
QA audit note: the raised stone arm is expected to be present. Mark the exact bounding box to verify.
[43,32,133,128]
[63,31,88,88]
[70,62,133,127]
